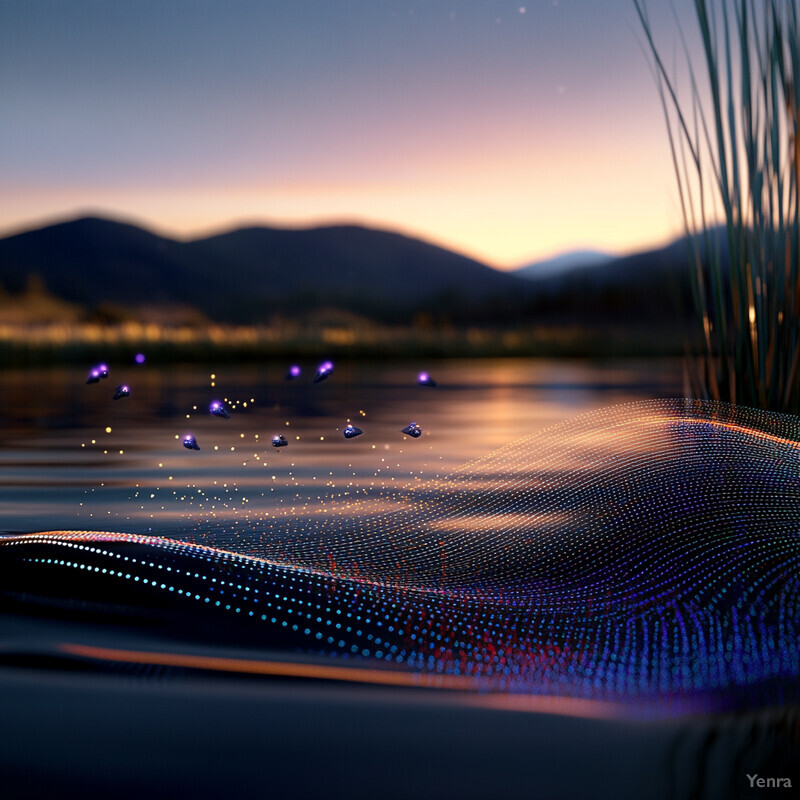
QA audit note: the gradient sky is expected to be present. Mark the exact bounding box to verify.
[1,0,700,267]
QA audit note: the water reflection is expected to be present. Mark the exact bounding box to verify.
[0,359,681,532]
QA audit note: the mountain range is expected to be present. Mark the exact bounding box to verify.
[512,249,615,279]
[0,215,703,327]
[0,216,537,324]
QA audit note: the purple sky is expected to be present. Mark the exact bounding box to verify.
[1,0,701,267]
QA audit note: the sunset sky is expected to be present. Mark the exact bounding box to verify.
[1,0,701,268]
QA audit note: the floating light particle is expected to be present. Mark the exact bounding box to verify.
[401,422,423,438]
[417,371,437,387]
[286,365,301,380]
[105,427,112,434]
[314,360,334,383]
[134,353,146,364]
[209,400,230,419]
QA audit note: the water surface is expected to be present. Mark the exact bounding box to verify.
[0,358,681,533]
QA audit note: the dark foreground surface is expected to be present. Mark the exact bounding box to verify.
[1,610,799,800]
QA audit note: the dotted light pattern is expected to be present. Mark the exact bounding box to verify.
[2,399,800,714]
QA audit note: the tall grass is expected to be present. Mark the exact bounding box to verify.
[634,0,800,411]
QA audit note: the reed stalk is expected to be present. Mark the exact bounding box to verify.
[634,0,800,411]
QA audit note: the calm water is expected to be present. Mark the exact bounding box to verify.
[0,358,681,536]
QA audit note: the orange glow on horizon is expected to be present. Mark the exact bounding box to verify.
[0,115,685,269]
[0,0,703,267]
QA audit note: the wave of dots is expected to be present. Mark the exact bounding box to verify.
[2,400,800,713]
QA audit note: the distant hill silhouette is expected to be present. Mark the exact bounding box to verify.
[513,249,615,278]
[0,216,534,324]
[515,231,729,324]
[0,215,723,327]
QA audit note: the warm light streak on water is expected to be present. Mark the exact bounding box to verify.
[0,359,681,533]
[56,642,625,718]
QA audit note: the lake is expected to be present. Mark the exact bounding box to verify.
[0,357,682,534]
[3,356,800,799]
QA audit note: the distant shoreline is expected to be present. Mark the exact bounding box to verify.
[0,321,690,364]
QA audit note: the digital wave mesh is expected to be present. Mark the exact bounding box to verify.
[2,399,799,713]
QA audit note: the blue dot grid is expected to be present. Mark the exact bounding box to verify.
[2,399,799,714]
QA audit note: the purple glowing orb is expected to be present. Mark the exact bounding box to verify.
[401,422,422,438]
[209,400,230,419]
[417,371,437,387]
[314,361,334,383]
